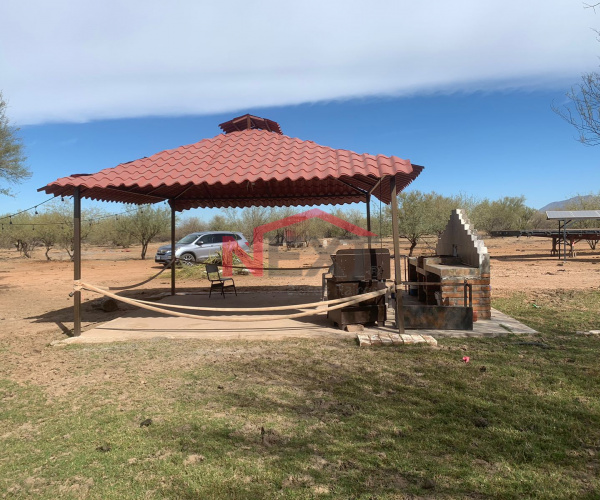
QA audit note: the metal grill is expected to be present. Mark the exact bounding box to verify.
[326,248,390,329]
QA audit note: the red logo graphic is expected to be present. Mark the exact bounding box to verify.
[221,208,376,277]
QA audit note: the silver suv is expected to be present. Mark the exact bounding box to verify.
[155,231,250,265]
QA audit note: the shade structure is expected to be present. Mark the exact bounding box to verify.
[38,115,424,338]
[39,120,423,211]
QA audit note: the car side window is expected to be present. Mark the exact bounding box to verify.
[211,234,224,244]
[199,234,213,245]
[222,234,236,243]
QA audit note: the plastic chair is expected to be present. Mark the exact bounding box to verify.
[206,263,237,298]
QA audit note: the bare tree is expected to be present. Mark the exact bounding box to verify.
[554,4,600,145]
[554,72,600,145]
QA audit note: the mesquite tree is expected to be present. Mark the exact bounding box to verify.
[117,205,170,259]
[0,92,29,196]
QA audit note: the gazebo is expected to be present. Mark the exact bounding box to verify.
[39,114,423,336]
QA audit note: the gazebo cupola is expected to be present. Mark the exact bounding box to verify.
[219,114,283,135]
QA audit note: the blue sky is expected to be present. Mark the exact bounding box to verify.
[1,1,599,217]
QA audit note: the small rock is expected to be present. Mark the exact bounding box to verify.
[346,324,364,333]
[473,417,489,428]
[140,418,152,428]
[422,478,436,490]
[95,297,119,312]
[480,366,487,372]
[312,485,330,495]
[96,444,111,452]
[183,454,205,465]
[217,385,224,390]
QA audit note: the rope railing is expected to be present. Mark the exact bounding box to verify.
[97,286,384,312]
[74,281,391,322]
[190,262,332,271]
[109,258,177,290]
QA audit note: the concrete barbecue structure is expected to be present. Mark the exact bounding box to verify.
[407,209,491,328]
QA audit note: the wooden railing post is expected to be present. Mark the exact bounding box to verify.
[389,176,405,334]
[73,187,81,336]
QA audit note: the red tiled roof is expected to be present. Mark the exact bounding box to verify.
[39,128,423,210]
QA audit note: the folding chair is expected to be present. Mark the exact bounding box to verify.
[205,263,237,298]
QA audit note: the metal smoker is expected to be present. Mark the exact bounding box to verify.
[325,248,390,329]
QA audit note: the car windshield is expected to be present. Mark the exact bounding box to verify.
[177,234,199,245]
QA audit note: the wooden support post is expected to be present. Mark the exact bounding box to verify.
[389,176,405,334]
[169,201,176,296]
[73,187,82,336]
[366,193,371,250]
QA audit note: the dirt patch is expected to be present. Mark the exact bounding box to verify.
[1,236,599,395]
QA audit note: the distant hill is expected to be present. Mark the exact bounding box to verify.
[539,195,595,212]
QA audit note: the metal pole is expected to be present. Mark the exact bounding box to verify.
[558,220,563,260]
[563,219,568,261]
[389,175,405,334]
[169,201,176,296]
[366,193,371,250]
[73,187,81,336]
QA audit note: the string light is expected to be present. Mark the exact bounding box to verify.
[0,196,55,222]
[1,201,158,229]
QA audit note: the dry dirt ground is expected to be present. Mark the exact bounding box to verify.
[1,235,599,390]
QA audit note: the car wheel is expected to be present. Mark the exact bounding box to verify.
[180,253,196,266]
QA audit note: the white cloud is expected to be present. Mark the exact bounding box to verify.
[1,0,597,125]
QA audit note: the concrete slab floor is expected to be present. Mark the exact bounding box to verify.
[54,292,537,345]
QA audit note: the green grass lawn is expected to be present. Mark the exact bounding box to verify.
[1,290,600,499]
